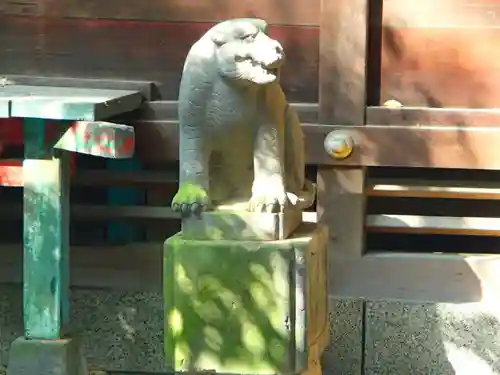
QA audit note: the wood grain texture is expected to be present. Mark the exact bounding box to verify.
[317,168,366,260]
[381,0,500,107]
[367,106,500,126]
[305,124,500,169]
[368,178,500,200]
[319,0,368,124]
[367,214,500,236]
[0,16,319,103]
[5,0,320,26]
[23,118,70,339]
[54,0,318,26]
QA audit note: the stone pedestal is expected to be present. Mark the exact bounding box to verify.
[182,202,302,241]
[7,337,87,375]
[163,223,329,375]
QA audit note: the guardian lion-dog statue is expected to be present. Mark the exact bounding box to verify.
[171,18,315,216]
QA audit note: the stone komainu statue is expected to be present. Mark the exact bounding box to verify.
[171,18,315,216]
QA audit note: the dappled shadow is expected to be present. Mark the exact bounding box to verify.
[162,222,327,374]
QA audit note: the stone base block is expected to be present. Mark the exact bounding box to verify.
[365,300,500,375]
[7,337,87,375]
[164,222,328,375]
[181,202,303,241]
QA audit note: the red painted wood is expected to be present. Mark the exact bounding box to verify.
[0,160,23,187]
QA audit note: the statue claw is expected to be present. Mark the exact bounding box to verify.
[171,183,210,217]
[248,187,288,213]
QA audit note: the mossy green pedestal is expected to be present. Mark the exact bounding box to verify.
[164,223,329,375]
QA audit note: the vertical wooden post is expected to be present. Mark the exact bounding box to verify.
[23,118,70,339]
[318,0,369,374]
[318,0,369,260]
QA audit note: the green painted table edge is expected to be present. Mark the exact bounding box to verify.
[0,85,143,120]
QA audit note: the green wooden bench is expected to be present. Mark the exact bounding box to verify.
[0,84,143,375]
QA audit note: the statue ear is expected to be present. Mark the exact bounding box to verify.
[211,31,228,46]
[251,19,268,34]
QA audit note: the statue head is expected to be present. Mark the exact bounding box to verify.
[207,18,286,85]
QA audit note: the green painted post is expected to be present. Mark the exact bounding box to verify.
[23,118,70,339]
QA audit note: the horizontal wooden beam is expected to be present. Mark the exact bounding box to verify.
[0,243,164,291]
[8,85,143,121]
[0,159,23,186]
[55,121,135,158]
[366,214,500,236]
[305,124,500,169]
[137,100,320,123]
[368,178,500,200]
[367,106,500,127]
[22,0,320,26]
[0,204,179,221]
[72,169,178,187]
[1,17,319,103]
[4,75,159,101]
[134,117,500,169]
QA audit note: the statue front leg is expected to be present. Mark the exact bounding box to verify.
[249,119,287,213]
[172,122,211,216]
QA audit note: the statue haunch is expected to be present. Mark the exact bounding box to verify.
[171,18,316,216]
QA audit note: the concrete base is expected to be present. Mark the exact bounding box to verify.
[7,337,87,375]
[164,223,329,375]
[327,297,500,375]
[365,300,500,375]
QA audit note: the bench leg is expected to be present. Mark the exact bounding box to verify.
[7,118,86,375]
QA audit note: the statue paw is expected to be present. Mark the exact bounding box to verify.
[171,183,210,216]
[248,186,288,213]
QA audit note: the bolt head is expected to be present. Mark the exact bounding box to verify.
[324,131,354,160]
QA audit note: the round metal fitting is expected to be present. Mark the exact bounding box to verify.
[324,131,354,160]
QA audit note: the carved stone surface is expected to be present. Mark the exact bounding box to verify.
[170,18,315,229]
[181,201,302,241]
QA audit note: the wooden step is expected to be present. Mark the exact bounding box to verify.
[368,178,500,200]
[367,214,500,236]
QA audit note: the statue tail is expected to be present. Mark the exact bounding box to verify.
[296,179,316,210]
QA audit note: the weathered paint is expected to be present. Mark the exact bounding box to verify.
[23,117,70,339]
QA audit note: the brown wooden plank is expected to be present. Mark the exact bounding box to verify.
[381,1,500,108]
[0,242,163,291]
[368,178,500,200]
[384,0,500,28]
[305,124,500,169]
[367,106,500,126]
[38,0,320,26]
[72,170,177,187]
[132,119,500,169]
[0,203,179,221]
[0,16,319,103]
[317,168,366,259]
[319,0,368,125]
[138,101,320,124]
[0,159,23,186]
[367,214,500,236]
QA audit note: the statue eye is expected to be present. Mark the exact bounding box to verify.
[242,33,256,42]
